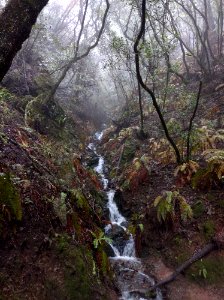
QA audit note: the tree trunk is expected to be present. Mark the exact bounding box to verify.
[0,0,49,82]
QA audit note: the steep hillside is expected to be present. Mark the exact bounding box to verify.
[0,88,117,300]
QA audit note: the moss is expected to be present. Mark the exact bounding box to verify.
[71,189,91,213]
[187,257,224,285]
[63,246,95,300]
[0,173,22,235]
[54,237,104,299]
[34,73,53,94]
[121,179,130,191]
[0,88,14,102]
[55,234,70,253]
[121,139,136,164]
[192,200,205,218]
[218,199,224,208]
[71,211,82,240]
[25,94,66,136]
[90,188,105,214]
[109,168,116,179]
[95,246,110,276]
[202,220,215,240]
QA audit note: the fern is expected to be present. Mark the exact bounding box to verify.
[154,191,192,225]
[192,149,224,189]
[90,230,112,249]
[174,160,199,186]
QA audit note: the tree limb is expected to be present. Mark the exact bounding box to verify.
[134,0,181,164]
[186,80,202,161]
[150,242,217,291]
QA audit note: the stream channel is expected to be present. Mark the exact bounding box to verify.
[88,132,162,300]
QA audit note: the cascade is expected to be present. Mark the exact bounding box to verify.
[88,132,162,300]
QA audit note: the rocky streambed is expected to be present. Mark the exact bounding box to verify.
[87,132,162,300]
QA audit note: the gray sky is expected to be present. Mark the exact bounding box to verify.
[50,0,74,8]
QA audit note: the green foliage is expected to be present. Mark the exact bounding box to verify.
[0,173,22,231]
[198,263,208,279]
[71,189,91,212]
[167,118,182,135]
[121,179,130,191]
[0,88,14,102]
[202,220,215,240]
[64,246,94,300]
[192,200,205,218]
[192,149,224,189]
[90,230,112,249]
[154,191,193,224]
[188,257,224,285]
[25,94,66,136]
[174,160,199,186]
[55,233,70,253]
[121,140,137,164]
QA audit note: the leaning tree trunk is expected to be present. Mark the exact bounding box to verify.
[0,0,49,82]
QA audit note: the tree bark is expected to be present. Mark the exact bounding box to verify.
[0,0,49,82]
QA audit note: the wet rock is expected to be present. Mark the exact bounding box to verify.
[107,224,127,253]
[86,155,99,168]
[110,257,155,300]
[107,224,126,240]
[114,189,131,218]
[104,242,116,257]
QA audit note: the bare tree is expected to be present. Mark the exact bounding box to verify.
[49,0,110,98]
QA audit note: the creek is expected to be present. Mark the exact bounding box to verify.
[88,132,162,300]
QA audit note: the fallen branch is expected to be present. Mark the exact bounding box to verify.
[149,242,217,291]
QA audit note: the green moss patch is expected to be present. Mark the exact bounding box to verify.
[187,257,224,285]
[55,235,102,300]
[192,200,205,218]
[121,140,137,164]
[201,220,215,240]
[0,173,22,236]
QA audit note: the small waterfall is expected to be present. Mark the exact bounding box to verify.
[89,131,162,300]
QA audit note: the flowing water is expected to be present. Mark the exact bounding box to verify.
[88,132,162,300]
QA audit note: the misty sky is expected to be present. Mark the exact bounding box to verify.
[50,0,73,7]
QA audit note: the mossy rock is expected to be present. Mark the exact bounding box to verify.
[56,240,100,299]
[121,139,137,164]
[54,233,112,299]
[95,246,111,276]
[0,173,22,236]
[70,189,91,213]
[25,94,66,136]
